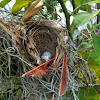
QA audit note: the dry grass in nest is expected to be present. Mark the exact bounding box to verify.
[17,20,67,65]
[0,20,93,100]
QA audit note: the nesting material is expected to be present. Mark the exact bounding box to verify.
[19,20,68,65]
[0,20,69,99]
[17,20,69,98]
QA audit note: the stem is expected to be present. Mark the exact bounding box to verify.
[8,55,11,77]
[97,3,100,24]
[58,0,74,68]
[72,0,75,11]
[71,5,81,15]
[57,0,73,40]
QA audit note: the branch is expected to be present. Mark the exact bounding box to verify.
[57,0,73,40]
[72,0,75,11]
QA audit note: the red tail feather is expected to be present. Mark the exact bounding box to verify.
[22,57,55,78]
[59,53,69,96]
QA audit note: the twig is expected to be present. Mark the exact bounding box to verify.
[0,19,21,44]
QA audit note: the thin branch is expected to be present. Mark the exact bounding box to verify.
[72,0,75,11]
[57,0,73,40]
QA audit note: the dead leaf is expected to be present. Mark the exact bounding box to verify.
[59,53,69,96]
[23,0,44,21]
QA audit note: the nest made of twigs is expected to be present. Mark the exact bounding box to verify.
[17,20,68,66]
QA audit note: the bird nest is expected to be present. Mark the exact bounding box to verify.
[19,20,69,98]
[18,20,68,65]
[0,20,71,99]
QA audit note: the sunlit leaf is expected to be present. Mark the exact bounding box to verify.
[91,33,100,65]
[78,51,100,83]
[80,4,91,12]
[87,24,91,31]
[12,0,35,14]
[76,86,100,100]
[23,0,44,21]
[0,0,11,7]
[72,0,100,14]
[78,51,100,68]
[63,0,68,3]
[76,33,84,42]
[81,0,100,4]
[81,42,93,51]
[97,12,100,16]
[78,36,84,42]
[78,34,100,83]
[70,0,81,7]
[73,10,100,28]
[59,9,63,13]
[70,0,91,12]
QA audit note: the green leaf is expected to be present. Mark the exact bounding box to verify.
[73,10,100,28]
[91,33,100,65]
[72,0,100,15]
[59,9,63,13]
[81,42,93,51]
[54,13,58,20]
[70,0,91,12]
[81,0,100,4]
[97,12,100,16]
[76,86,100,100]
[78,34,100,83]
[54,1,59,6]
[93,22,100,29]
[63,0,68,3]
[78,51,100,69]
[90,50,100,81]
[45,0,54,13]
[78,36,84,42]
[87,24,91,31]
[12,0,35,14]
[91,23,100,32]
[0,0,11,7]
[50,16,53,20]
[78,51,100,81]
[80,4,91,12]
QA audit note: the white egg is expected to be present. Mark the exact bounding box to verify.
[41,52,51,61]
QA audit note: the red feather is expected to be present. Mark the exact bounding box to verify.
[22,57,55,78]
[59,53,69,96]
